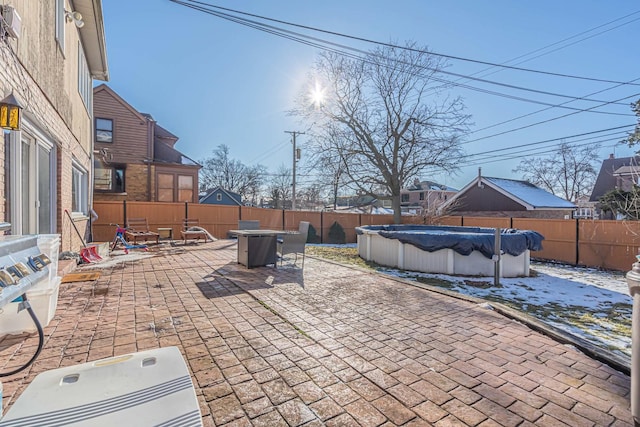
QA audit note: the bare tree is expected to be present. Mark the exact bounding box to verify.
[599,187,640,220]
[298,184,323,210]
[513,142,600,201]
[268,165,292,209]
[624,99,640,146]
[423,195,461,225]
[200,144,266,202]
[292,42,470,223]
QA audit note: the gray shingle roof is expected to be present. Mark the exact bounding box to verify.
[485,177,576,209]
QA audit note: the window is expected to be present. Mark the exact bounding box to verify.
[72,161,88,215]
[216,193,222,202]
[55,0,65,52]
[158,173,174,202]
[95,118,113,143]
[94,161,125,193]
[419,192,425,201]
[78,43,92,111]
[157,173,194,202]
[178,175,193,202]
[401,194,409,203]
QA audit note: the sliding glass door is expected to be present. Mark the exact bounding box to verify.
[10,124,55,235]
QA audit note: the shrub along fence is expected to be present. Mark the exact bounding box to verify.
[92,201,640,272]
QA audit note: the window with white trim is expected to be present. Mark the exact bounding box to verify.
[72,160,88,215]
[95,118,113,143]
[78,43,92,111]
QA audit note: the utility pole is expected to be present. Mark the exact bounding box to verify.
[285,131,303,210]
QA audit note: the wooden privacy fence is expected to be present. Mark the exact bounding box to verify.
[91,201,396,248]
[91,201,640,272]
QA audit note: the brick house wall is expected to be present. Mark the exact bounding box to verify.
[0,1,108,252]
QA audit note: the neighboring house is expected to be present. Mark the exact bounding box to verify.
[93,84,201,203]
[590,154,640,219]
[0,1,108,251]
[200,187,242,206]
[333,194,392,212]
[573,195,597,219]
[441,173,576,219]
[400,179,457,215]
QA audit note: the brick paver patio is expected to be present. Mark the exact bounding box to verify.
[0,240,633,426]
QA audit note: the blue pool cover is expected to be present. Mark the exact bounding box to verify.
[356,225,544,259]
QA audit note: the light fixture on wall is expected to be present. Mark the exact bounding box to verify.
[0,91,23,131]
[64,10,84,28]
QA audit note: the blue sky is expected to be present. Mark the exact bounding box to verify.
[100,1,639,192]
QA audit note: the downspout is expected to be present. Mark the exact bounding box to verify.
[89,126,95,242]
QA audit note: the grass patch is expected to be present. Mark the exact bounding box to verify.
[415,276,456,289]
[464,279,498,289]
[306,246,378,270]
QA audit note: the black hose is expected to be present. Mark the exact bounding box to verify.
[0,294,44,377]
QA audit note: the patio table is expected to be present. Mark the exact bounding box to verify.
[228,229,281,268]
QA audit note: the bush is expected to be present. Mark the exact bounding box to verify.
[307,224,321,243]
[328,221,346,244]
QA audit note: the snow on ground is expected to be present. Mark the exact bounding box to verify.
[309,244,633,358]
[380,261,632,358]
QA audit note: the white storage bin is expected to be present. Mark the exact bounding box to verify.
[37,234,61,286]
[0,276,61,336]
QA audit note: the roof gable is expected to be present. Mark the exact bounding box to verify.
[484,177,575,209]
[200,187,242,205]
[590,156,640,201]
[94,84,148,123]
[442,175,575,211]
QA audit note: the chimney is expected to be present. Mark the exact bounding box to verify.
[610,153,615,159]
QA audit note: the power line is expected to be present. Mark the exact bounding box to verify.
[466,11,640,81]
[247,138,290,165]
[465,78,640,137]
[462,91,640,144]
[464,125,632,159]
[171,0,634,121]
[173,0,638,177]
[461,138,622,169]
[173,0,640,86]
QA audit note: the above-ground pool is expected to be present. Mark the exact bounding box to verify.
[356,225,544,277]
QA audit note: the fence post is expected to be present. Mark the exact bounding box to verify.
[282,209,286,230]
[494,228,501,286]
[320,211,324,243]
[185,201,189,220]
[238,205,242,220]
[510,217,513,229]
[461,216,464,227]
[575,218,580,266]
[123,200,127,225]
